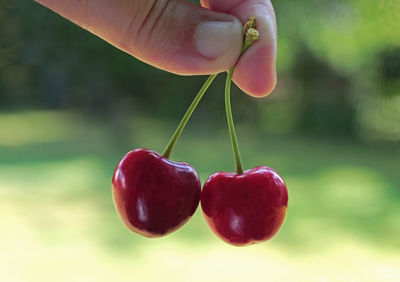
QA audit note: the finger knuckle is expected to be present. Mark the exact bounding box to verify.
[125,0,176,53]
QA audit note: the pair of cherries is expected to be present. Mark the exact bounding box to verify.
[112,18,288,246]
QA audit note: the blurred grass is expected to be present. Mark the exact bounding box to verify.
[1,110,399,282]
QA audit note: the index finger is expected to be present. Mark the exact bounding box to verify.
[201,0,277,97]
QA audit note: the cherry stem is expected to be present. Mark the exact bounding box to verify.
[225,17,259,174]
[163,74,217,159]
[225,67,244,174]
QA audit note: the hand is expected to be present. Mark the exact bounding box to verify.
[36,0,277,97]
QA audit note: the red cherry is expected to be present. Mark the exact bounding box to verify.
[112,148,201,237]
[201,166,288,246]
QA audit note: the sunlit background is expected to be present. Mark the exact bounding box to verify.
[1,1,400,281]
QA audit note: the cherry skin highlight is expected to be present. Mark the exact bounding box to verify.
[201,166,288,246]
[112,148,201,237]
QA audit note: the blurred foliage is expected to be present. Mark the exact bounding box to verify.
[0,0,399,141]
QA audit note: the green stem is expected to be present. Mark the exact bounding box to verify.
[225,20,259,174]
[163,74,217,159]
[225,67,244,174]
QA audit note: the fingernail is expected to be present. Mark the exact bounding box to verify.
[195,21,237,59]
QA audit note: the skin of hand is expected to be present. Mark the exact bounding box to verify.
[35,0,277,97]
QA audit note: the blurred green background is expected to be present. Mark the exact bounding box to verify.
[1,1,400,281]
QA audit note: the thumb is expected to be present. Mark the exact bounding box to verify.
[35,0,243,75]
